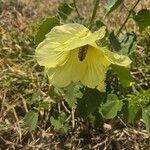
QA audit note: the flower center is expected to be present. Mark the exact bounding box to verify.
[78,45,88,61]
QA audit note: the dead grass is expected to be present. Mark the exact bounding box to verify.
[0,0,150,149]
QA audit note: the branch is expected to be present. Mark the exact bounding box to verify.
[117,0,140,36]
[89,0,101,29]
[73,0,81,17]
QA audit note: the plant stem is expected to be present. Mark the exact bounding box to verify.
[73,0,81,17]
[89,0,101,29]
[117,0,140,36]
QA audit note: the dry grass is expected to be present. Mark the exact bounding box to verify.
[0,0,150,149]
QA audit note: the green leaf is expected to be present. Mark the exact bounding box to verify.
[58,112,68,124]
[127,103,139,124]
[58,3,75,20]
[50,117,62,131]
[88,111,104,128]
[105,0,124,16]
[126,90,150,106]
[24,110,38,131]
[96,20,105,28]
[38,102,49,110]
[35,16,60,45]
[99,97,123,119]
[76,88,106,118]
[107,94,118,101]
[134,9,150,32]
[142,106,150,134]
[50,112,70,133]
[109,31,121,51]
[111,64,132,87]
[26,91,41,105]
[120,32,137,55]
[32,91,41,102]
[64,83,83,108]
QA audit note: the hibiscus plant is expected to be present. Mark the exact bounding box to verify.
[24,0,150,134]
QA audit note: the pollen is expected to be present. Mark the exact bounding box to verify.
[78,45,89,61]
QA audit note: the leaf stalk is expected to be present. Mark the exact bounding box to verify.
[117,0,140,36]
[89,0,101,29]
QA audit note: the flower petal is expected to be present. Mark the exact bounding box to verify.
[36,24,106,55]
[46,49,87,87]
[37,23,90,51]
[87,26,106,44]
[35,23,90,67]
[81,46,110,89]
[97,81,106,92]
[91,43,132,67]
[102,49,132,66]
[66,26,106,51]
[36,50,69,68]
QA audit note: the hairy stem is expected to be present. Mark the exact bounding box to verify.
[117,0,140,36]
[89,0,101,29]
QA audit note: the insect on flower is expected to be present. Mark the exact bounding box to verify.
[35,23,131,91]
[78,45,89,61]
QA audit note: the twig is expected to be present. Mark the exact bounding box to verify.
[73,0,81,17]
[93,137,108,149]
[117,0,140,36]
[20,95,28,112]
[0,90,6,116]
[71,108,75,129]
[118,116,128,128]
[61,101,70,113]
[12,107,22,142]
[89,0,101,29]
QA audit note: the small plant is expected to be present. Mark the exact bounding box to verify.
[23,0,150,135]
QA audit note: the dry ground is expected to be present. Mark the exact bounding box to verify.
[0,0,150,149]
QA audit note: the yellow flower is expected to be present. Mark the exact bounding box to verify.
[35,23,131,91]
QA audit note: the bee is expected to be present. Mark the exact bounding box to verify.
[78,45,89,61]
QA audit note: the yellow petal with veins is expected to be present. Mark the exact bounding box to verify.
[35,23,131,91]
[81,46,109,89]
[91,43,132,67]
[36,50,69,68]
[46,49,87,87]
